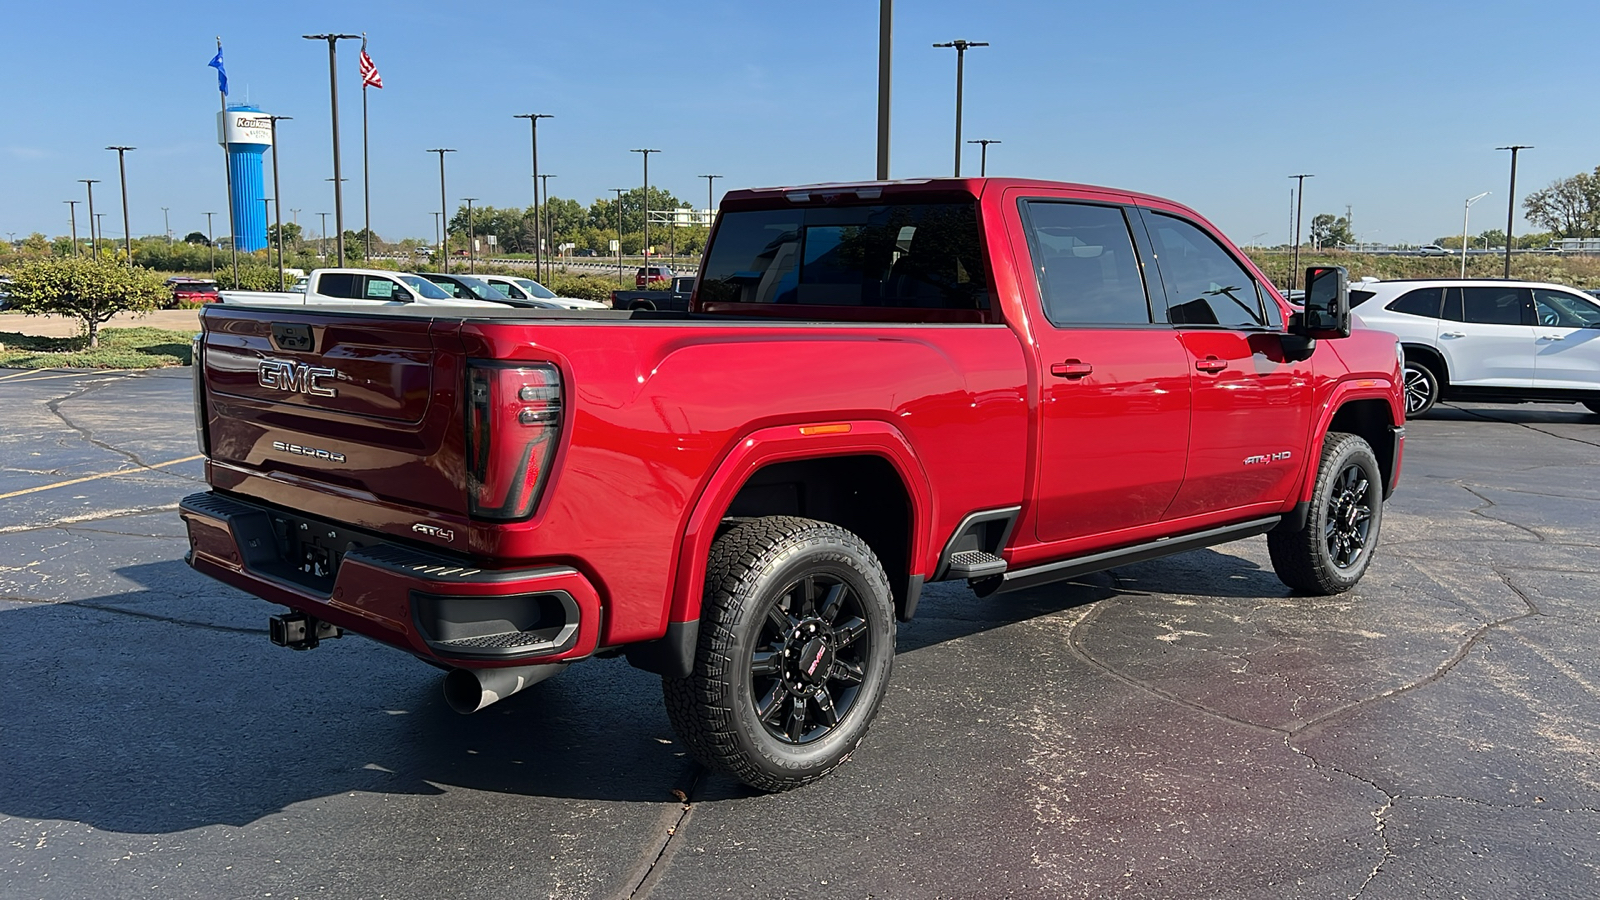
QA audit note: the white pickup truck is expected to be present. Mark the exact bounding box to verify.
[220,268,506,308]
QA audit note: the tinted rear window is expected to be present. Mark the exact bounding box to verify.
[1387,287,1443,317]
[699,203,989,313]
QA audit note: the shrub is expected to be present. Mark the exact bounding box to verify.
[4,258,168,347]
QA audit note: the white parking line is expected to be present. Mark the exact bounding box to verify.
[0,454,203,500]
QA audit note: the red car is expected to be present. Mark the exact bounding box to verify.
[183,177,1404,792]
[168,278,220,306]
[635,264,675,287]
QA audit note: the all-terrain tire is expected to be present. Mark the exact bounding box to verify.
[1402,359,1441,417]
[1268,432,1384,595]
[662,517,896,792]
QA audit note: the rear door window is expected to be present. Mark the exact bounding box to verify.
[1021,201,1151,325]
[363,277,408,301]
[1142,212,1267,328]
[316,273,359,299]
[1387,287,1444,318]
[1446,286,1532,325]
[698,202,989,314]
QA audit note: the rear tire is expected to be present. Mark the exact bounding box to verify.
[1402,359,1440,417]
[662,517,896,791]
[1268,432,1384,595]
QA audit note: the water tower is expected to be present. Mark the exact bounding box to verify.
[216,104,272,252]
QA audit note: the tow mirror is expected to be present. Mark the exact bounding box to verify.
[1294,265,1350,339]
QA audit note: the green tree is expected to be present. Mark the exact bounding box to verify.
[1523,168,1600,238]
[5,258,168,347]
[183,231,211,245]
[267,222,302,248]
[1310,214,1353,249]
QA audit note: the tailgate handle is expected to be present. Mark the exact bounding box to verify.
[272,323,314,352]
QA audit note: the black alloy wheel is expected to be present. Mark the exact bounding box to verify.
[1324,463,1375,570]
[663,516,896,792]
[749,572,872,745]
[1268,431,1384,595]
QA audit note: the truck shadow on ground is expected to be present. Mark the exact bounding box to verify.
[0,547,1293,833]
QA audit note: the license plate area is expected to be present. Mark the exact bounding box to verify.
[264,512,370,594]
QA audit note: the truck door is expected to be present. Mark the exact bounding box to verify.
[1135,209,1312,519]
[1016,199,1193,544]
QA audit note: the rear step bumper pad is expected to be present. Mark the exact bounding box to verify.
[179,491,601,665]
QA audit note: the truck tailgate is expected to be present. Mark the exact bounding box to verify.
[199,306,470,522]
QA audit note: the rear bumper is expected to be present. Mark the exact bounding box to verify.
[179,492,601,667]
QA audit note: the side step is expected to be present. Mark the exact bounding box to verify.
[945,549,1007,579]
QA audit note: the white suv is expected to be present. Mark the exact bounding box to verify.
[1353,279,1600,416]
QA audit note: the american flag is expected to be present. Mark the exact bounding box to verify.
[359,48,383,89]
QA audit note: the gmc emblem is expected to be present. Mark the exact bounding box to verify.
[259,358,339,398]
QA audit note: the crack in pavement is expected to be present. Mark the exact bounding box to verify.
[40,378,204,484]
[618,764,704,900]
[1445,404,1600,449]
[1458,484,1548,542]
[0,504,182,536]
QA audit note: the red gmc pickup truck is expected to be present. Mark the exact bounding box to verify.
[182,178,1405,791]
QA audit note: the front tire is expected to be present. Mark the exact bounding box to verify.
[663,517,896,791]
[1268,432,1384,595]
[1402,359,1440,417]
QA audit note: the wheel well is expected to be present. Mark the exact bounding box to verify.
[1327,399,1396,495]
[1402,343,1448,385]
[723,455,914,619]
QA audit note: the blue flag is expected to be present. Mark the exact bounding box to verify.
[208,46,228,95]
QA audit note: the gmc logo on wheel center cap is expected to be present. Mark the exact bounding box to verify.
[258,358,339,398]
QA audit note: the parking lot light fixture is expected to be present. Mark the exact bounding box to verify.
[106,146,135,264]
[513,113,554,281]
[1496,145,1532,278]
[701,174,721,229]
[318,211,329,260]
[1288,174,1313,292]
[933,40,988,176]
[303,34,361,265]
[427,149,455,271]
[967,139,1000,177]
[204,212,216,272]
[1461,191,1490,278]
[464,198,477,274]
[612,188,626,285]
[632,149,659,263]
[65,200,80,257]
[78,179,101,255]
[266,115,293,288]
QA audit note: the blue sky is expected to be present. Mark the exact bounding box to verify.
[3,0,1597,246]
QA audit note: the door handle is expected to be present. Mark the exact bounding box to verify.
[1440,331,1466,338]
[1195,356,1228,372]
[1050,360,1093,379]
[1539,334,1566,341]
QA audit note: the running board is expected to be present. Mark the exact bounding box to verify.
[978,516,1282,596]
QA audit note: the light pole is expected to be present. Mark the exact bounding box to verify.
[612,188,627,285]
[1496,145,1532,278]
[700,174,721,230]
[303,33,360,265]
[463,198,478,274]
[431,212,442,266]
[79,179,100,256]
[1461,191,1490,278]
[95,213,107,248]
[65,200,79,257]
[324,177,349,261]
[539,174,556,266]
[513,113,553,281]
[267,115,292,287]
[1288,173,1314,292]
[932,39,988,177]
[632,149,659,264]
[161,207,171,245]
[106,146,135,264]
[204,212,216,272]
[967,139,1001,176]
[877,0,892,180]
[427,149,455,272]
[318,211,330,260]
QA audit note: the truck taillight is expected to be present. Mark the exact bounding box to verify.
[465,362,563,520]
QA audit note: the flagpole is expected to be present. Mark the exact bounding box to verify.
[215,37,240,289]
[361,34,371,263]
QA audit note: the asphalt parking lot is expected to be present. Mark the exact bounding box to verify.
[2,366,1598,899]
